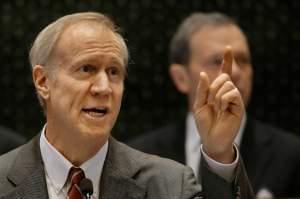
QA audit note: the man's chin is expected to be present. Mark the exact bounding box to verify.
[79,125,111,139]
[77,116,115,140]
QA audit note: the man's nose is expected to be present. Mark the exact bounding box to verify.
[90,72,112,96]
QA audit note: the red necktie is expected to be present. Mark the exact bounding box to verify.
[68,167,85,199]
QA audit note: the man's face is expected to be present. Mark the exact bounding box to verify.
[43,22,125,143]
[185,24,253,109]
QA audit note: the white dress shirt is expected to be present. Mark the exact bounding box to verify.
[40,125,108,199]
[185,112,246,181]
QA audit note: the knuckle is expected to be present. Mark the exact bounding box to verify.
[221,73,230,80]
[233,87,240,94]
[221,95,227,102]
[224,80,234,88]
[215,91,222,101]
[209,84,217,93]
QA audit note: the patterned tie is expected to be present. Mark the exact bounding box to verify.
[68,167,85,199]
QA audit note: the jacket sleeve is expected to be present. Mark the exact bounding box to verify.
[200,154,254,199]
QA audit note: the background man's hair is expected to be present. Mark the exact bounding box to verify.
[169,12,236,66]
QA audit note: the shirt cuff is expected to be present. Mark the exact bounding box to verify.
[201,144,239,182]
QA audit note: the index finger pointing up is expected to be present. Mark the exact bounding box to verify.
[221,45,233,76]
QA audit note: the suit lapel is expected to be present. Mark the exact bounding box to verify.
[99,137,146,199]
[240,118,272,191]
[5,136,48,199]
[5,135,146,199]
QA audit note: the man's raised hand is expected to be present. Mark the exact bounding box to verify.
[193,46,244,163]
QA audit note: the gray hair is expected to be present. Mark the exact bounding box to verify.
[169,12,237,65]
[29,12,129,109]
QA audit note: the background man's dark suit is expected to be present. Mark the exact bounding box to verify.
[0,126,26,155]
[128,116,300,197]
[0,136,252,198]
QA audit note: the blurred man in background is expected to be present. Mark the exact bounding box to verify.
[129,12,300,198]
[0,125,25,155]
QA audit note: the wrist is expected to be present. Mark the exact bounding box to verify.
[202,145,235,164]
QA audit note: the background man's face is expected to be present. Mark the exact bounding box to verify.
[45,22,126,142]
[186,24,253,108]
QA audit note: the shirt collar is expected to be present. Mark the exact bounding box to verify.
[40,124,108,195]
[185,113,201,154]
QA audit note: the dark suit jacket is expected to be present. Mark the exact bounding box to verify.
[128,117,300,197]
[0,126,26,155]
[0,135,253,198]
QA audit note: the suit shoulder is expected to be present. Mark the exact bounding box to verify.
[117,139,187,171]
[256,120,300,145]
[129,124,178,143]
[0,147,21,180]
[126,123,182,152]
[0,127,26,154]
[0,126,26,143]
[254,120,300,156]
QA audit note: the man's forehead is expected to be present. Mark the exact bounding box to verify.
[60,21,116,43]
[192,24,242,40]
[53,21,125,62]
[190,25,249,53]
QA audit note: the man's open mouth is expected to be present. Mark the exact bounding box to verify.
[82,107,108,117]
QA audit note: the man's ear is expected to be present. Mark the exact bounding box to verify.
[169,64,190,94]
[32,65,50,100]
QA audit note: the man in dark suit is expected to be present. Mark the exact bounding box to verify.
[0,12,253,198]
[129,12,300,198]
[0,126,26,155]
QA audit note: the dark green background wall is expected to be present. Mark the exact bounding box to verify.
[0,0,299,140]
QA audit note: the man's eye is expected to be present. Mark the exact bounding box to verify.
[107,66,124,79]
[237,57,251,66]
[206,58,222,66]
[108,67,119,76]
[212,58,223,65]
[80,64,95,73]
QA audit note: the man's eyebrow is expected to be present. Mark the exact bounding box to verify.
[110,56,126,67]
[235,51,251,57]
[207,52,223,59]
